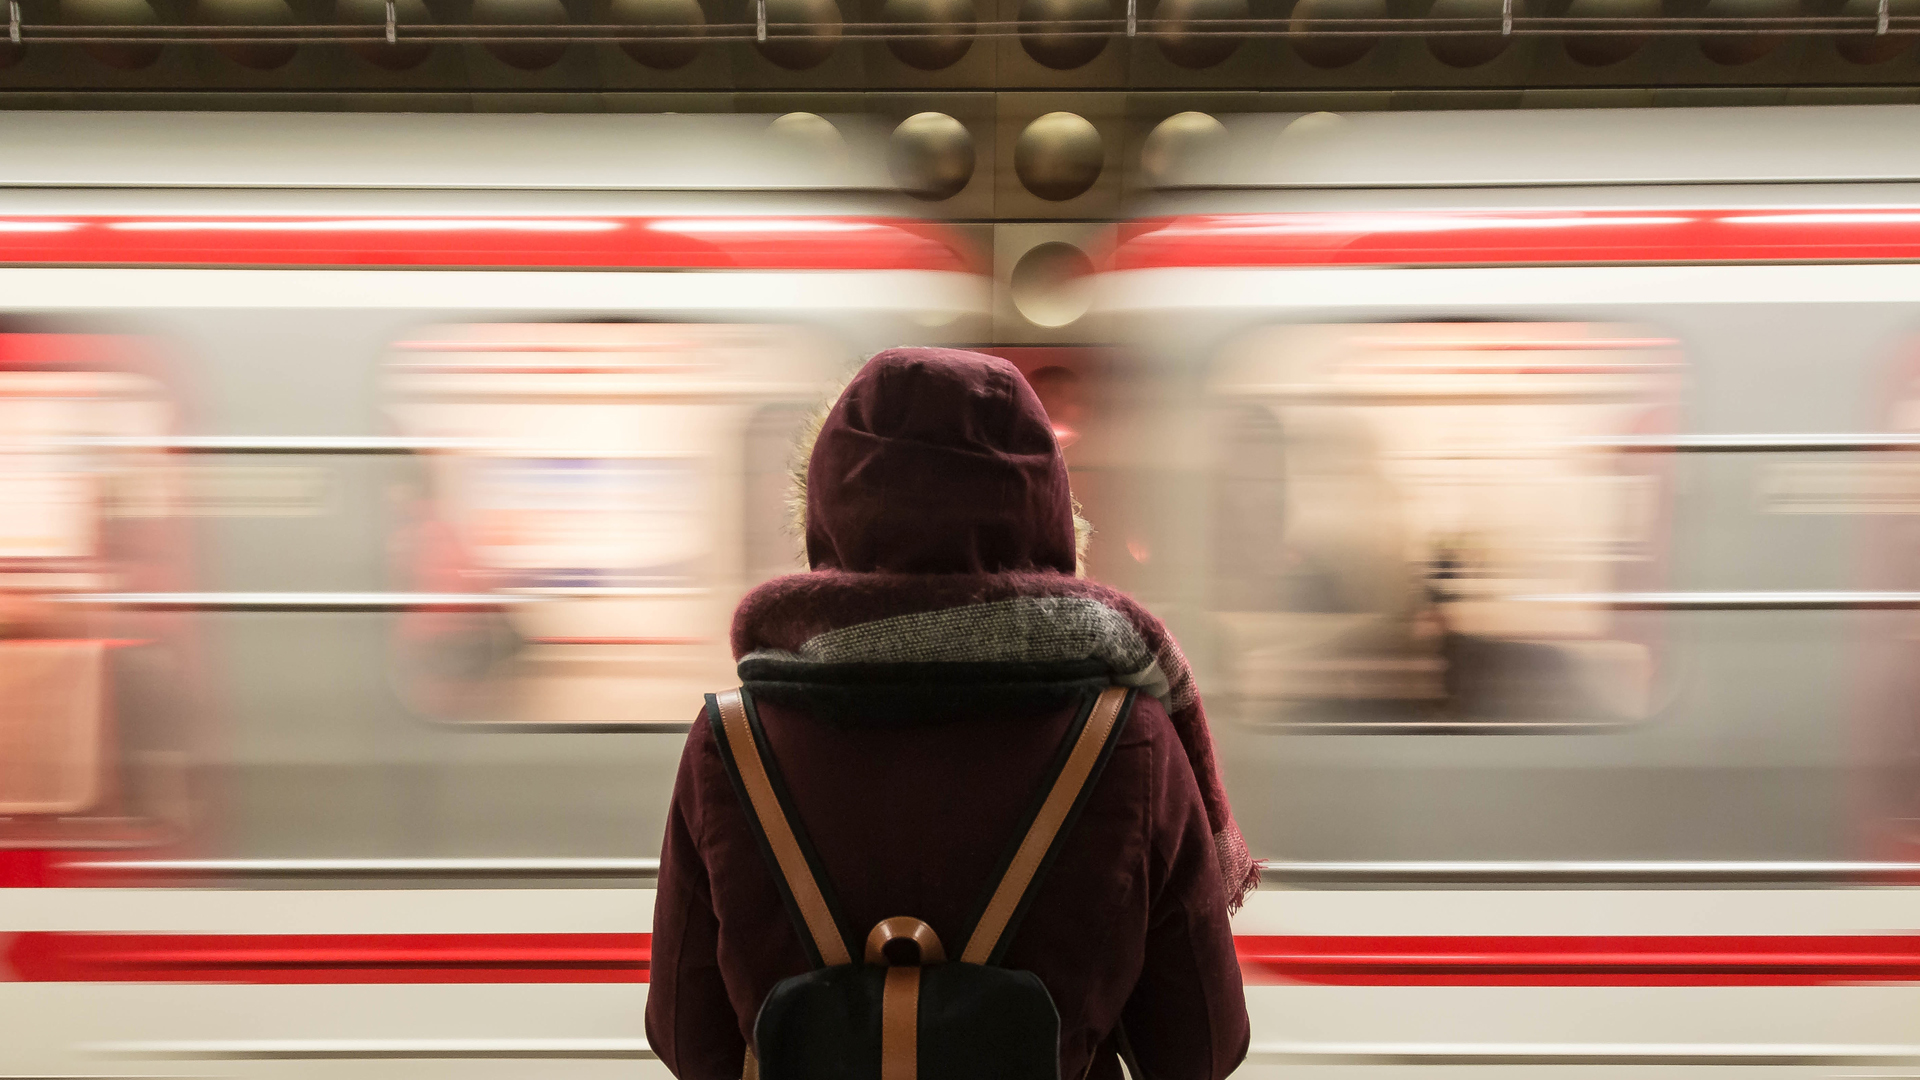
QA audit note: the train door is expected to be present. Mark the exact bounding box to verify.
[384,321,846,730]
[0,331,193,860]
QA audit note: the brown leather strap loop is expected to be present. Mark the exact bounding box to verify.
[715,688,853,967]
[960,685,1130,966]
[880,966,920,1080]
[864,917,946,967]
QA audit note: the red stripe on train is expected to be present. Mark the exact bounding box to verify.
[2,933,650,984]
[6,932,1920,985]
[1111,209,1920,271]
[0,217,977,274]
[1236,934,1920,986]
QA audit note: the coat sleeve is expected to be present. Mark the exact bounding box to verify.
[1118,711,1251,1080]
[646,711,749,1080]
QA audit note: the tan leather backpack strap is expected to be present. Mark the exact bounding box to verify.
[711,688,853,967]
[959,685,1133,966]
[868,917,943,1080]
[881,967,921,1080]
[742,1046,760,1080]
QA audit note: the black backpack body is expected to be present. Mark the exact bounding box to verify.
[706,684,1135,1080]
[755,958,1059,1080]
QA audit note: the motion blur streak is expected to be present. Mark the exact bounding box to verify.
[645,219,887,233]
[10,931,1920,986]
[0,113,993,1076]
[6,106,1920,1080]
[107,219,626,232]
[4,932,651,984]
[1111,207,1920,268]
[0,217,976,271]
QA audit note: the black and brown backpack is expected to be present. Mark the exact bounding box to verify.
[706,684,1135,1080]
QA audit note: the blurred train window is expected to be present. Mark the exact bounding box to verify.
[1207,322,1678,732]
[384,321,845,729]
[0,333,192,843]
[745,404,812,584]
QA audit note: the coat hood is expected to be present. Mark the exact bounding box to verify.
[803,348,1079,576]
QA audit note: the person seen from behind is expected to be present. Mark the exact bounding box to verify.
[647,347,1255,1080]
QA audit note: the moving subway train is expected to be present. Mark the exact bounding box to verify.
[2,105,1920,1078]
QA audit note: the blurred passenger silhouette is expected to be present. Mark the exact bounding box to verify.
[1280,410,1415,620]
[648,347,1252,1080]
[390,464,526,721]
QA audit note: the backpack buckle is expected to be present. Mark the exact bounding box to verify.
[864,916,946,967]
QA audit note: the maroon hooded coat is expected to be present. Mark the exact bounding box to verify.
[646,349,1250,1080]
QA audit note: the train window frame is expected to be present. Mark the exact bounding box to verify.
[1202,319,1681,735]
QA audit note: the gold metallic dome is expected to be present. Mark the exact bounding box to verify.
[1426,0,1520,66]
[890,112,976,200]
[605,0,705,68]
[1140,111,1227,188]
[883,0,975,70]
[1010,241,1096,328]
[60,0,162,70]
[753,0,843,69]
[337,0,434,70]
[1837,0,1915,62]
[1018,0,1112,69]
[473,0,571,69]
[767,112,850,174]
[1154,0,1248,68]
[1015,111,1104,202]
[1562,0,1657,65]
[1289,0,1386,67]
[1699,0,1796,64]
[196,0,297,69]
